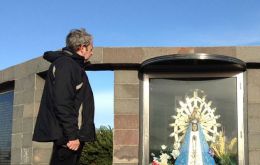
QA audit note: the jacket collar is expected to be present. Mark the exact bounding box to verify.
[62,47,85,68]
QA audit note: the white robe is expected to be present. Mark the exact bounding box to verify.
[188,131,203,165]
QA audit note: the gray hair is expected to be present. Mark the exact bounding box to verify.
[66,28,92,51]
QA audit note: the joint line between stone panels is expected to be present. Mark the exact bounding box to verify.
[114,114,138,116]
[115,98,139,100]
[248,131,260,134]
[114,145,139,147]
[13,104,25,106]
[14,89,25,93]
[114,83,140,85]
[248,102,260,104]
[32,74,37,131]
[114,114,139,116]
[14,90,24,94]
[247,98,260,103]
[34,73,37,90]
[249,149,260,151]
[101,48,104,63]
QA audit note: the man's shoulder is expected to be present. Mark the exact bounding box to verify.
[52,55,79,68]
[46,57,80,78]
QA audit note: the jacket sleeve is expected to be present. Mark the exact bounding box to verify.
[52,60,80,140]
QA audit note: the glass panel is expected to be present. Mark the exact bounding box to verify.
[0,91,14,164]
[149,78,237,165]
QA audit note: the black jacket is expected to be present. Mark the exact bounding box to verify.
[33,48,96,143]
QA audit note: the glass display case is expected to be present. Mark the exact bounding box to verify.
[139,54,247,165]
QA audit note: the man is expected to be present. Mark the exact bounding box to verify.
[33,28,96,165]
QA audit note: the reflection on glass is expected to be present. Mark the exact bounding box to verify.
[149,78,237,165]
[0,91,14,164]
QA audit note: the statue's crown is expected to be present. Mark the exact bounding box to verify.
[189,107,200,122]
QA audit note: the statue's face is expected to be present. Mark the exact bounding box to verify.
[192,123,198,131]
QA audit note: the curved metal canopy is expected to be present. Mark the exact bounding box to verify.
[139,53,246,73]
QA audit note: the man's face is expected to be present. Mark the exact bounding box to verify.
[83,43,93,60]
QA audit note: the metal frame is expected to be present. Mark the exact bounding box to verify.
[140,72,247,165]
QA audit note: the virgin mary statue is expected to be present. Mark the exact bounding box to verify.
[175,110,215,165]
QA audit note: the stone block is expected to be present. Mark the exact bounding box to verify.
[23,90,35,105]
[12,105,24,120]
[115,98,139,114]
[12,118,23,133]
[14,90,35,105]
[114,115,139,129]
[14,79,24,92]
[35,57,50,73]
[22,117,34,133]
[21,147,32,164]
[2,66,15,82]
[248,70,260,86]
[22,133,33,147]
[249,150,260,165]
[34,102,40,118]
[36,74,45,89]
[23,103,34,118]
[115,71,139,84]
[248,132,260,150]
[114,130,139,145]
[32,117,37,131]
[115,84,139,99]
[236,46,260,62]
[248,103,260,118]
[90,47,103,63]
[102,48,117,63]
[247,70,260,103]
[103,48,143,63]
[11,148,21,164]
[14,74,35,91]
[35,89,43,103]
[32,141,53,149]
[142,47,194,61]
[14,64,29,80]
[33,148,52,164]
[24,74,36,90]
[14,58,40,80]
[248,104,260,132]
[14,91,24,105]
[11,133,22,148]
[28,57,42,71]
[113,145,138,163]
[22,89,35,104]
[248,118,260,132]
[194,46,236,57]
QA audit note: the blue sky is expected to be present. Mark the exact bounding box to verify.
[1,0,260,70]
[1,0,260,127]
[87,71,114,128]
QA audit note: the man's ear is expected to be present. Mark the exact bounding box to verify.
[78,45,85,51]
[76,45,84,54]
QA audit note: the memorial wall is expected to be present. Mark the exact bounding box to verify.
[0,46,260,164]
